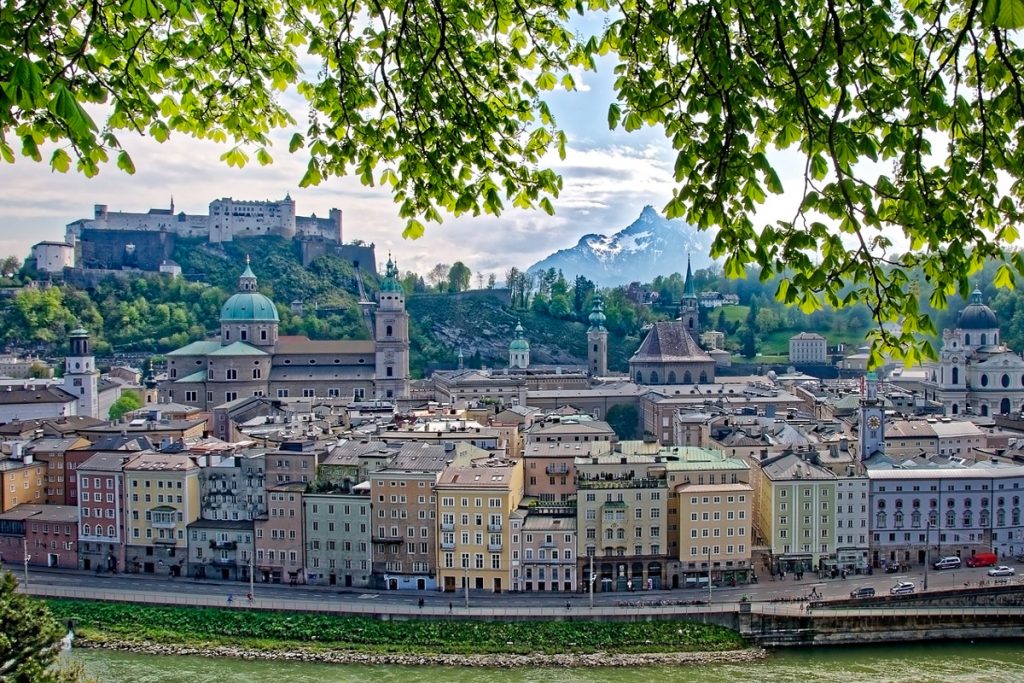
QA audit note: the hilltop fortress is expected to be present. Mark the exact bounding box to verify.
[35,195,374,275]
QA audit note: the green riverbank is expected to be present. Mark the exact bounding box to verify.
[47,599,757,667]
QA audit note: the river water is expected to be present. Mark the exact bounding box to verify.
[72,641,1024,682]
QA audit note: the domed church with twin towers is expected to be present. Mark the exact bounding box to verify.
[922,287,1024,417]
[158,257,409,409]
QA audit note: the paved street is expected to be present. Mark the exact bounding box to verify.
[9,562,1016,609]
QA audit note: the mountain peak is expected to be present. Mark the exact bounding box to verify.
[528,207,717,287]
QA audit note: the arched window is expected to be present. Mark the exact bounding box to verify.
[894,511,904,528]
[911,510,921,527]
[982,333,988,345]
[668,371,677,383]
[876,511,887,528]
[952,404,959,415]
[929,510,939,527]
[107,525,115,537]
[650,371,659,384]
[636,371,643,383]
[683,371,692,384]
[1002,398,1011,414]
[952,367,959,384]
[83,524,90,536]
[981,404,990,416]
[980,509,991,527]
[1013,508,1021,526]
[946,510,956,527]
[963,510,973,527]
[386,325,392,337]
[947,498,955,508]
[997,508,1006,526]
[966,333,971,345]
[700,371,708,383]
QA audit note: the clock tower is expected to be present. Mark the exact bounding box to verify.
[859,372,885,461]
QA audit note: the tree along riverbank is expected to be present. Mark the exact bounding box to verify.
[48,599,763,667]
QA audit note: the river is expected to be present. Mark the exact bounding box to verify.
[72,642,1024,682]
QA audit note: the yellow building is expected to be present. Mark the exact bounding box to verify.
[436,456,524,593]
[0,457,46,512]
[124,454,201,576]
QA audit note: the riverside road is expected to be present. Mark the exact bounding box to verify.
[10,562,1014,609]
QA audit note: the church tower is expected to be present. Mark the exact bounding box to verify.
[859,372,885,460]
[64,328,99,418]
[680,254,700,336]
[509,321,530,369]
[374,255,410,400]
[587,295,608,376]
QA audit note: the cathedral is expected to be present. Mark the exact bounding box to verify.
[921,287,1024,417]
[159,258,409,408]
[629,255,715,385]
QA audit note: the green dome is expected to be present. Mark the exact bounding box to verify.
[510,320,530,351]
[220,292,280,322]
[380,255,404,293]
[588,295,607,332]
[220,262,279,322]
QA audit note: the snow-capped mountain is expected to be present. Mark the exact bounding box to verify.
[527,206,717,287]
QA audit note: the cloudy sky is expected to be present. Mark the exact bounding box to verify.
[0,37,802,280]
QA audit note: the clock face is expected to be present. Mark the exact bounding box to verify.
[867,415,881,429]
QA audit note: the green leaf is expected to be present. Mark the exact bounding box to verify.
[50,149,71,173]
[994,264,1015,290]
[536,72,557,90]
[984,0,1024,28]
[403,218,425,239]
[116,150,136,174]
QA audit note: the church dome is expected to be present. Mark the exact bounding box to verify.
[380,256,404,293]
[588,295,607,332]
[220,263,280,322]
[958,288,997,330]
[509,321,530,351]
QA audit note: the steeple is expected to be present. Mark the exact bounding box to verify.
[682,253,696,300]
[588,295,607,332]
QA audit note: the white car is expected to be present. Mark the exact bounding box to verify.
[988,565,1016,577]
[890,581,916,595]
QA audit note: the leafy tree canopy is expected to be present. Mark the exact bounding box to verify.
[0,571,81,682]
[108,391,143,420]
[4,0,1024,365]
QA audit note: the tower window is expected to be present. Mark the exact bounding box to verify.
[261,330,268,341]
[386,325,393,337]
[386,366,393,377]
[241,330,248,341]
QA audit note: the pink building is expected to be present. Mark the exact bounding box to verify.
[0,504,79,569]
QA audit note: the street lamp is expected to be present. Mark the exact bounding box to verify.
[924,519,931,591]
[707,547,713,605]
[23,538,30,589]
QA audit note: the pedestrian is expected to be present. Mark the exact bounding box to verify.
[226,594,234,605]
[448,601,453,613]
[247,591,253,603]
[418,597,424,609]
[565,600,571,611]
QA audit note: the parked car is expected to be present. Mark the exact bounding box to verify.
[988,565,1016,577]
[967,552,998,568]
[850,586,876,599]
[933,556,962,570]
[890,581,916,595]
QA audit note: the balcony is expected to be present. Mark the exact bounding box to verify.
[440,523,455,532]
[372,536,403,545]
[578,477,666,490]
[209,540,237,550]
[487,542,503,552]
[487,523,502,532]
[211,557,237,566]
[546,463,570,475]
[440,540,455,550]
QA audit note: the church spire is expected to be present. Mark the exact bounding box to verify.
[683,253,696,299]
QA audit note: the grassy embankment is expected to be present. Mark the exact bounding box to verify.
[47,599,744,655]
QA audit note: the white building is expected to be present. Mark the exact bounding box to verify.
[789,332,828,364]
[66,196,343,246]
[868,464,1024,567]
[31,241,74,274]
[921,287,1024,417]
